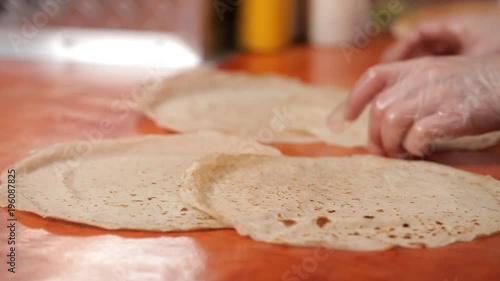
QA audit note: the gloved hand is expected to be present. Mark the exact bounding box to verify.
[330,56,500,157]
[383,13,500,62]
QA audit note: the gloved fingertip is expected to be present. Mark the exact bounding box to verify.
[326,102,352,134]
[403,140,428,158]
[421,143,436,157]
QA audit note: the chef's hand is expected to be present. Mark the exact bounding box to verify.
[383,13,500,62]
[332,56,500,157]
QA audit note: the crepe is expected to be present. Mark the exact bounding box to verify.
[284,90,370,147]
[0,132,280,231]
[431,131,500,152]
[180,154,500,250]
[139,69,500,151]
[138,69,340,144]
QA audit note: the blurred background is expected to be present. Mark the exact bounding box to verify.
[0,0,498,70]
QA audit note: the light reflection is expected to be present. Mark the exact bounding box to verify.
[52,30,201,68]
[0,28,202,69]
[17,225,206,281]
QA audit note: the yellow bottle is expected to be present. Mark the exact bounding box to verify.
[237,0,293,53]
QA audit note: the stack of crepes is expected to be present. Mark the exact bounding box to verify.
[1,70,499,251]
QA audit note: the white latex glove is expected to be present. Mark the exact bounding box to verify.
[384,13,500,62]
[333,56,500,157]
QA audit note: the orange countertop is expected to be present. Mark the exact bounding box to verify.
[0,36,499,281]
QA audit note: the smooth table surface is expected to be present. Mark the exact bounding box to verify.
[1,36,499,281]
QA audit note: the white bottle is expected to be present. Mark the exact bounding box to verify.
[309,0,370,46]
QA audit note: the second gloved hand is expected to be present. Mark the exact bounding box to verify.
[383,13,500,62]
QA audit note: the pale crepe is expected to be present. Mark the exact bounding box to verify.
[0,132,280,231]
[283,89,369,147]
[139,69,500,150]
[180,154,500,250]
[430,131,500,151]
[139,69,319,144]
